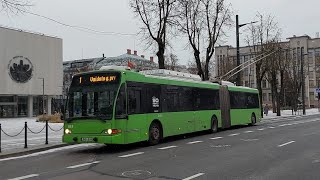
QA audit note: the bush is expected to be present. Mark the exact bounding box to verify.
[36,113,63,123]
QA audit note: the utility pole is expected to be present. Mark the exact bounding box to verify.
[301,49,306,115]
[236,15,258,86]
[236,15,240,86]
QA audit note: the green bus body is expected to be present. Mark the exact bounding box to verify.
[63,69,261,145]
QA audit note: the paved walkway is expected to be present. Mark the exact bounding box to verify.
[0,108,319,158]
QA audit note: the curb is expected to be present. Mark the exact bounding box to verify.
[0,143,70,159]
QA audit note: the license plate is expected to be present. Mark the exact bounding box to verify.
[81,137,94,142]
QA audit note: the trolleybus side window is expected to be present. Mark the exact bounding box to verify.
[128,88,143,114]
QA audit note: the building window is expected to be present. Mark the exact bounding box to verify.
[262,93,267,101]
[310,92,315,100]
[262,80,267,88]
[268,93,272,102]
[18,96,28,117]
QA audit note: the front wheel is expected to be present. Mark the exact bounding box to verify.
[148,122,162,145]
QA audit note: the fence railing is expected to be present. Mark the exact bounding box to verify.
[0,121,63,153]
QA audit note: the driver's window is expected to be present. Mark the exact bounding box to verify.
[115,84,127,119]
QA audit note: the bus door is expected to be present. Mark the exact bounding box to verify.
[125,83,146,143]
[219,85,231,129]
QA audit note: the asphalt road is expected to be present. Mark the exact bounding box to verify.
[1,114,320,180]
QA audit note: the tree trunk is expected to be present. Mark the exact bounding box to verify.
[194,50,204,80]
[157,42,166,69]
[257,78,263,118]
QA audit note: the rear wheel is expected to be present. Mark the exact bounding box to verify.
[250,113,256,126]
[148,122,162,145]
[210,116,218,133]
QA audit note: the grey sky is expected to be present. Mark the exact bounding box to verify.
[0,0,319,65]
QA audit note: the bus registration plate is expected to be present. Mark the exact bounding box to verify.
[81,137,94,142]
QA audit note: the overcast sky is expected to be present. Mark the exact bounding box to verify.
[0,0,319,65]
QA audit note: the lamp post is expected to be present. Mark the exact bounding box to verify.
[301,51,308,115]
[236,15,258,86]
[38,78,45,116]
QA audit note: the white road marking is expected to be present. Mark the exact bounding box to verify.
[210,137,223,140]
[187,141,203,144]
[268,126,275,129]
[182,173,205,180]
[287,123,293,126]
[279,124,288,127]
[228,133,240,136]
[8,174,39,180]
[67,161,100,169]
[257,128,265,131]
[244,131,253,133]
[240,139,259,142]
[278,141,295,147]
[158,146,177,150]
[210,145,231,148]
[118,152,144,158]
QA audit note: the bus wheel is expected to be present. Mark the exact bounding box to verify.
[210,116,218,133]
[250,113,256,126]
[148,122,162,145]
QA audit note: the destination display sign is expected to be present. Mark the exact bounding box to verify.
[71,72,121,86]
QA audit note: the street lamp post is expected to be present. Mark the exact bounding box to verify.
[236,15,258,86]
[301,51,308,115]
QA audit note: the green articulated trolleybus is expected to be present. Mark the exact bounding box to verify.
[63,66,261,145]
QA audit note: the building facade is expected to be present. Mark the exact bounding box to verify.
[0,26,63,118]
[215,35,320,108]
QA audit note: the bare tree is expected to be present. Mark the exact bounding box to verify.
[1,0,31,14]
[179,0,232,80]
[130,0,178,69]
[245,12,281,117]
[165,53,179,70]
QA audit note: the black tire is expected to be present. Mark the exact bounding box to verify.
[148,122,162,145]
[210,116,218,133]
[250,113,256,126]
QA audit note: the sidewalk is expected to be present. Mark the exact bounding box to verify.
[0,117,66,158]
[262,108,320,120]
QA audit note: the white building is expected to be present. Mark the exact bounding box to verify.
[0,26,63,118]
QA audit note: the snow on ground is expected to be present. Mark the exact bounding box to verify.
[0,117,63,152]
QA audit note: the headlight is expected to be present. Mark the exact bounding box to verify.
[65,129,72,134]
[107,129,112,135]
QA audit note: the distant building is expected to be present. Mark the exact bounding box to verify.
[0,26,63,118]
[215,35,320,108]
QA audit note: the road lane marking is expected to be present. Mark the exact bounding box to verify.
[240,139,259,142]
[244,131,253,133]
[268,127,275,129]
[278,141,295,147]
[119,152,144,158]
[67,161,100,169]
[257,128,265,131]
[228,133,240,136]
[279,124,288,127]
[182,173,205,180]
[158,146,177,150]
[8,174,39,180]
[287,123,293,126]
[187,141,203,144]
[210,137,223,140]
